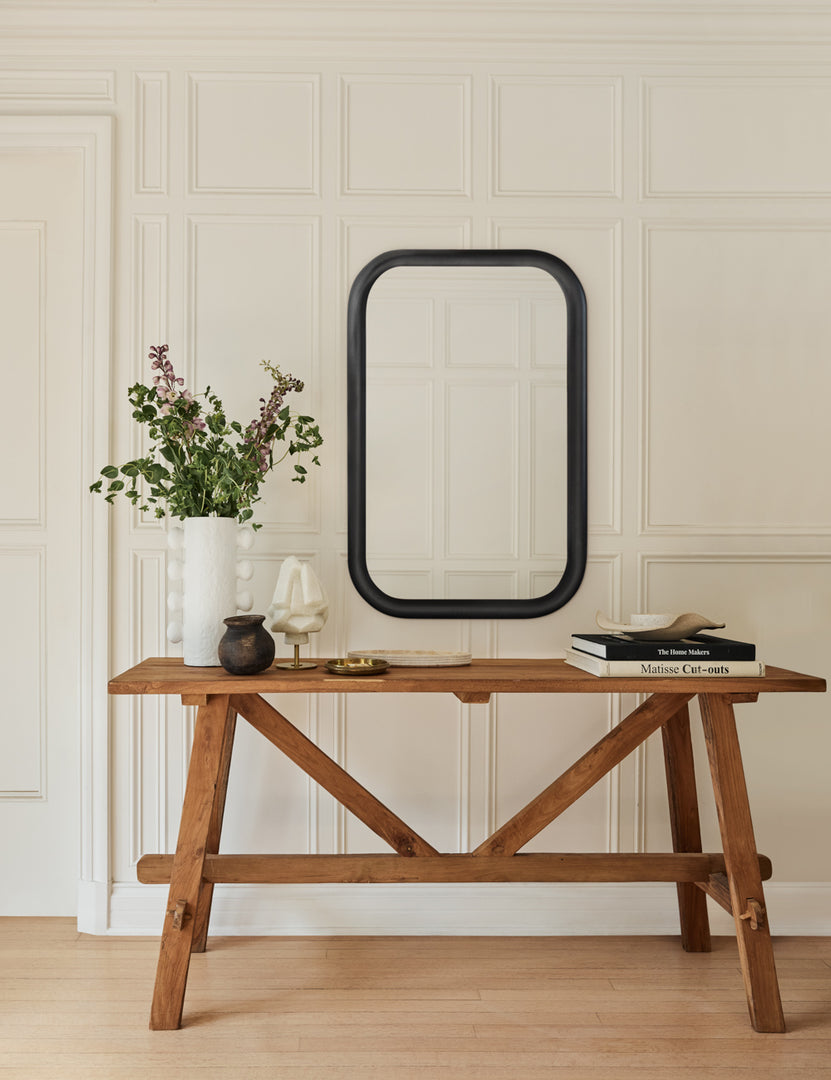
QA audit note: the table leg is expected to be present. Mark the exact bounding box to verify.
[661,702,711,952]
[190,705,237,954]
[699,693,785,1033]
[149,694,231,1030]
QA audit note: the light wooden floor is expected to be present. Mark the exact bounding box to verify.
[2,919,831,1079]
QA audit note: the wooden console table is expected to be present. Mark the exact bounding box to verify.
[108,657,825,1032]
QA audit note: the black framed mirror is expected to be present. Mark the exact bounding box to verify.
[347,248,587,618]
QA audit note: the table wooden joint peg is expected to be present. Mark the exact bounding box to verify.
[739,898,766,931]
[169,899,189,930]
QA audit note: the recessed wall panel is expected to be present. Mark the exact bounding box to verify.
[645,79,831,196]
[342,76,470,195]
[493,77,620,196]
[344,694,461,853]
[135,73,168,194]
[644,224,831,533]
[190,216,318,530]
[191,74,318,193]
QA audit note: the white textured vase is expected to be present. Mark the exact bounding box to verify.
[166,517,255,666]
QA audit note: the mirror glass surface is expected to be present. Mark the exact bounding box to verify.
[365,266,567,602]
[347,249,587,619]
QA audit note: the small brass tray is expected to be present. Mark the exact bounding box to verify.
[325,657,389,676]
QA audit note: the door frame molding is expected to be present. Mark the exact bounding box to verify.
[0,116,113,930]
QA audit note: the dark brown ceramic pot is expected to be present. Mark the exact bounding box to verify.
[218,614,275,675]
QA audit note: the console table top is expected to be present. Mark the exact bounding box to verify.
[109,656,825,698]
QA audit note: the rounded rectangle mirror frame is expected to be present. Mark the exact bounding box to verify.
[347,248,587,618]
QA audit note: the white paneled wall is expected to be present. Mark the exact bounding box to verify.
[0,1,829,934]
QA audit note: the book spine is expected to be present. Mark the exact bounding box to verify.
[570,637,755,661]
[565,651,765,677]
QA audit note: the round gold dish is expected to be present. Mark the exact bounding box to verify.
[325,657,389,676]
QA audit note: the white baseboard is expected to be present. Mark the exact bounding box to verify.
[105,881,831,937]
[77,879,110,934]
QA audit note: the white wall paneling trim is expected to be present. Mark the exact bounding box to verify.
[131,214,169,532]
[6,5,831,60]
[107,881,831,937]
[0,69,114,101]
[134,73,169,195]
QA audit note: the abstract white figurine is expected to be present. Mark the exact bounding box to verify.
[267,556,328,669]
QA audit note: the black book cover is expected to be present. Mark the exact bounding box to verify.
[570,633,756,661]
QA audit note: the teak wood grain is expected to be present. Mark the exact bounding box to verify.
[108,657,825,698]
[107,657,825,1034]
[699,693,786,1033]
[189,705,236,954]
[661,703,712,953]
[149,694,231,1030]
[137,851,773,885]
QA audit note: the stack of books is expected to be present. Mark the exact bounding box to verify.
[564,633,764,677]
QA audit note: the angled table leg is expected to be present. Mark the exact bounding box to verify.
[699,693,785,1033]
[150,694,231,1030]
[190,704,237,954]
[661,702,711,952]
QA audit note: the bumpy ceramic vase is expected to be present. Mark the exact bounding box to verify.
[166,517,255,666]
[218,615,276,675]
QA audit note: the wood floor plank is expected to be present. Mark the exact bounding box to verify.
[1,920,830,1078]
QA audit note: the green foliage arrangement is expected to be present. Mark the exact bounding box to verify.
[90,345,322,527]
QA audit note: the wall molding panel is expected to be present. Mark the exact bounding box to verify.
[490,75,622,198]
[640,219,831,537]
[642,76,831,198]
[0,69,114,100]
[189,73,320,195]
[340,74,471,196]
[134,73,169,195]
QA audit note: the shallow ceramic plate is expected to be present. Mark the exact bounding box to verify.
[595,611,725,641]
[326,657,389,676]
[348,650,472,667]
